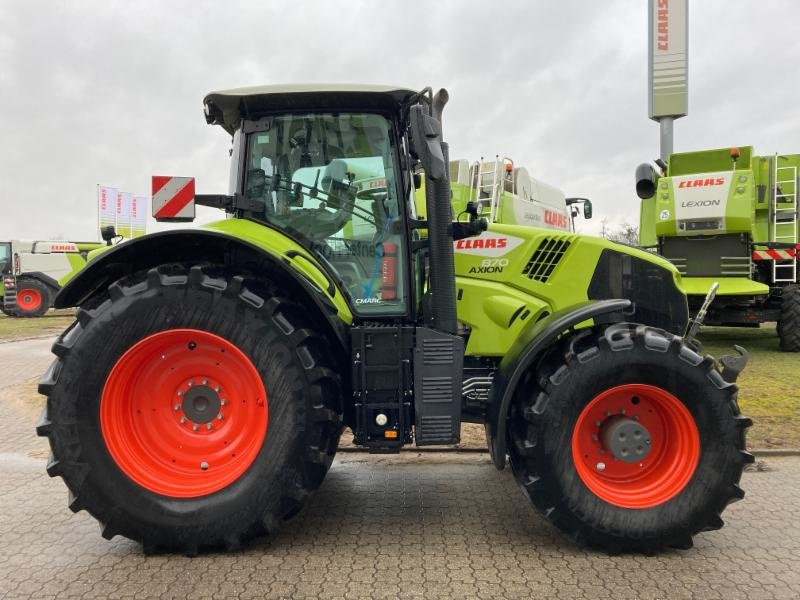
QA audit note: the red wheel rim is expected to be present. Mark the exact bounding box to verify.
[17,288,42,311]
[100,329,268,498]
[571,384,700,509]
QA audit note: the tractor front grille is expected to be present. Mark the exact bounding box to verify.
[522,237,572,282]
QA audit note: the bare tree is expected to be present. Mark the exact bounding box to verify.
[599,220,639,245]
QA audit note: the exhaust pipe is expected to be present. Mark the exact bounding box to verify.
[410,88,457,334]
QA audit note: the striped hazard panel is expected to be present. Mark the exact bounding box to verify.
[752,248,798,261]
[152,176,195,221]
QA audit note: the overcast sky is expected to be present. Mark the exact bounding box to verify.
[1,0,798,241]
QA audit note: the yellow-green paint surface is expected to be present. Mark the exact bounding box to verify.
[680,277,769,297]
[202,220,353,324]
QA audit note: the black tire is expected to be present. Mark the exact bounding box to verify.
[36,266,343,554]
[0,304,17,317]
[507,323,753,553]
[14,278,52,317]
[777,284,800,352]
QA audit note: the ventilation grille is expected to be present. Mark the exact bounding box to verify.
[522,238,572,282]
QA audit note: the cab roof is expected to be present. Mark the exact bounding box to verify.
[203,84,418,135]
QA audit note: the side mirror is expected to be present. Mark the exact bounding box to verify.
[409,105,446,181]
[635,163,657,199]
[100,225,117,246]
[583,200,593,220]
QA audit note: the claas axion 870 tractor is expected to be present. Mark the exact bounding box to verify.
[637,146,800,350]
[38,85,752,555]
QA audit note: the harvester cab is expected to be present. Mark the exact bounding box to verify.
[40,84,752,555]
[637,146,800,350]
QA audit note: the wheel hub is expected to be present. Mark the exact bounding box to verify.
[600,416,652,463]
[181,384,222,424]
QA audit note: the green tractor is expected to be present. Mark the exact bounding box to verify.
[38,85,752,554]
[637,146,800,351]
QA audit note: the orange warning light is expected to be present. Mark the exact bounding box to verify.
[384,430,398,439]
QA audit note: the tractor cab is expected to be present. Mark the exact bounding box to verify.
[202,85,424,318]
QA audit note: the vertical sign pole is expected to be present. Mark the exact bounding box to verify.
[660,116,674,162]
[649,0,688,163]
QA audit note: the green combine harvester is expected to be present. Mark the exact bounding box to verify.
[38,85,751,555]
[637,146,800,350]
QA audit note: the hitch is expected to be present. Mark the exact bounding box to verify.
[719,345,748,383]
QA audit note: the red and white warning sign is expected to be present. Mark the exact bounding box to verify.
[152,176,195,221]
[752,248,797,261]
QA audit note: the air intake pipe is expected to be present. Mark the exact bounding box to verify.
[410,89,458,334]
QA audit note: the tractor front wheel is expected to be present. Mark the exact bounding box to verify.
[37,266,343,553]
[777,284,800,352]
[507,323,753,553]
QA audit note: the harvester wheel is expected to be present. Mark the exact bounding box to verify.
[507,323,752,553]
[14,278,52,317]
[777,284,800,352]
[0,305,17,317]
[36,266,343,553]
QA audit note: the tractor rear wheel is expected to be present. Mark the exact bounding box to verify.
[777,284,800,352]
[15,278,52,317]
[507,323,752,553]
[36,266,343,553]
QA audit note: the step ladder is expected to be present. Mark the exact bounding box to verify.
[469,156,513,223]
[772,156,798,283]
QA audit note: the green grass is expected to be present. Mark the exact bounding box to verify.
[0,310,75,342]
[698,324,799,449]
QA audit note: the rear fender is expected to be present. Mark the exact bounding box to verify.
[55,229,351,350]
[486,298,632,469]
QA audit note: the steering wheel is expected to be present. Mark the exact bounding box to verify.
[275,181,357,241]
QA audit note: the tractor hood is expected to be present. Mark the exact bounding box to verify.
[203,84,418,135]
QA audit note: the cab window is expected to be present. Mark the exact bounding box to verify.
[242,113,406,316]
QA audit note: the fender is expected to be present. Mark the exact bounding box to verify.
[486,298,632,469]
[55,229,350,349]
[19,272,60,290]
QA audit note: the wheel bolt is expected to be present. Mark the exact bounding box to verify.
[596,462,606,472]
[217,413,224,420]
[192,424,199,431]
[215,386,221,393]
[180,417,187,424]
[220,400,227,406]
[206,423,213,430]
[188,380,193,387]
[174,404,180,411]
[595,420,602,427]
[202,379,208,385]
[200,461,208,470]
[177,391,183,397]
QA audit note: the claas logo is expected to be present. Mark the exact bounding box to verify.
[456,237,508,250]
[678,178,725,188]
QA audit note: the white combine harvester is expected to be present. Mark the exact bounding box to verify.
[448,156,592,231]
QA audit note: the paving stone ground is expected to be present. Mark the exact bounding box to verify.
[1,337,799,599]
